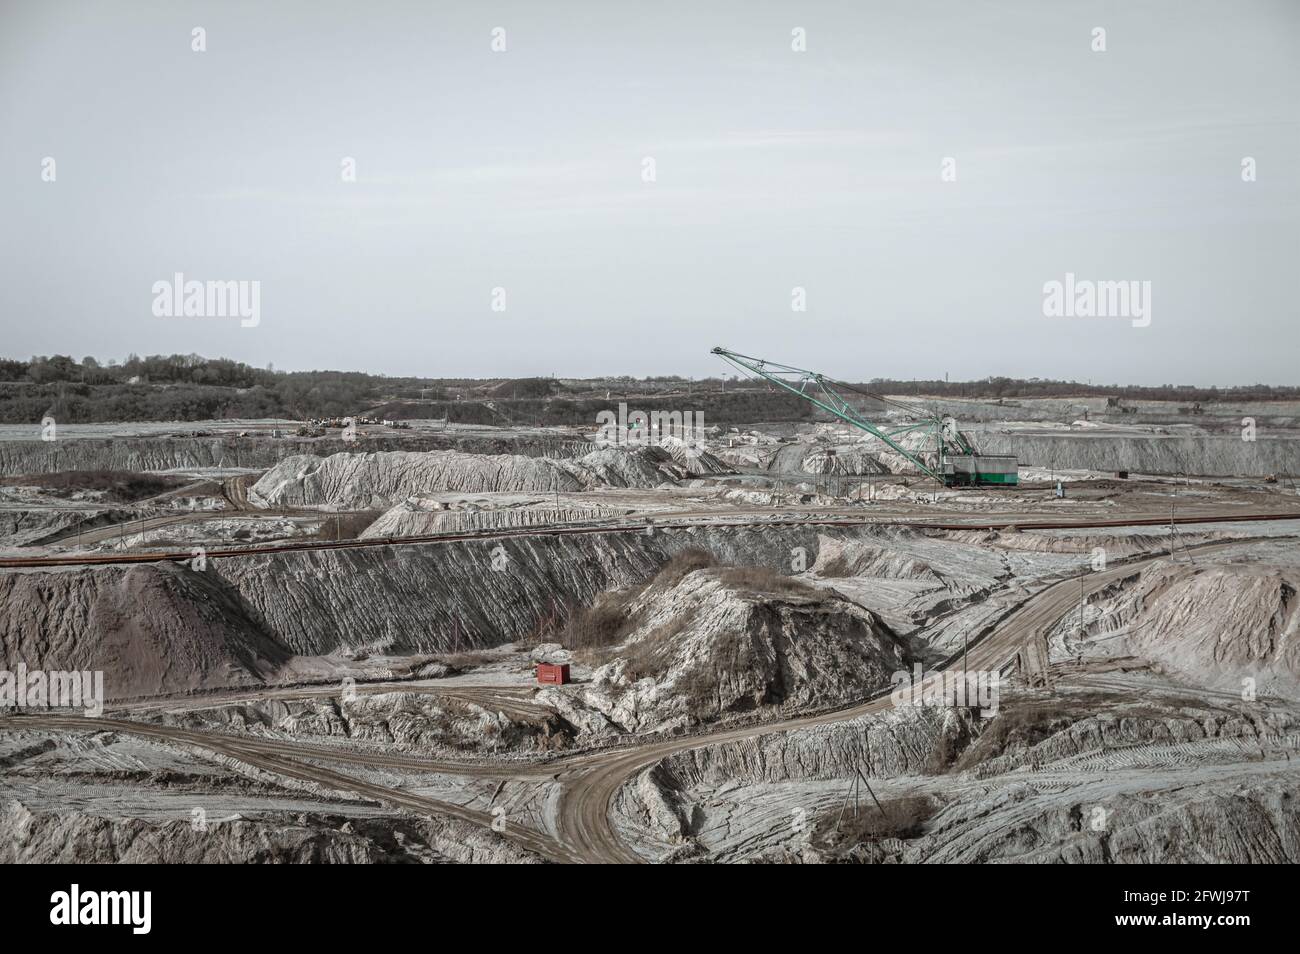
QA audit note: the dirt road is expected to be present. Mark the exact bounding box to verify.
[547,539,1247,862]
[0,711,578,862]
[0,539,1267,863]
[4,502,1297,568]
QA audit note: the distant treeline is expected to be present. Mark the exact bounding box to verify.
[0,353,1295,424]
[0,354,430,423]
[862,376,1300,404]
[369,392,816,427]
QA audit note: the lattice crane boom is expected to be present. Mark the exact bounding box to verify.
[711,346,950,483]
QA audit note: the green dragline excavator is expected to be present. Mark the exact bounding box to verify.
[711,347,1018,488]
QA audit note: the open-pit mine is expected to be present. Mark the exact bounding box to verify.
[3,376,1300,865]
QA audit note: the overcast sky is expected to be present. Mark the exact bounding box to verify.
[2,0,1297,384]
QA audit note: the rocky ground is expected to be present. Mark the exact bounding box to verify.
[619,677,1300,864]
[2,405,1299,863]
[0,728,536,863]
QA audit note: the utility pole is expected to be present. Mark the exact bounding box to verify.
[1080,577,1086,632]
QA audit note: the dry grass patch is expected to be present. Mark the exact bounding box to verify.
[814,794,938,849]
[9,470,187,503]
[717,565,819,597]
[558,549,719,653]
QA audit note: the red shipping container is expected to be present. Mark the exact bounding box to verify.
[536,663,571,685]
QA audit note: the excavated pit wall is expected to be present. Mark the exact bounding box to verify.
[649,694,1297,793]
[361,506,632,537]
[657,707,976,786]
[0,524,844,692]
[978,433,1300,477]
[759,433,1300,478]
[0,509,95,546]
[0,434,590,477]
[249,447,672,510]
[211,525,827,655]
[0,798,541,864]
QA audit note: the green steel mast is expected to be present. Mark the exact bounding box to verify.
[711,346,974,485]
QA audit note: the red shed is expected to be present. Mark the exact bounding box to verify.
[536,662,571,685]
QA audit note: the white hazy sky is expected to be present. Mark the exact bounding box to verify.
[1,0,1297,384]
